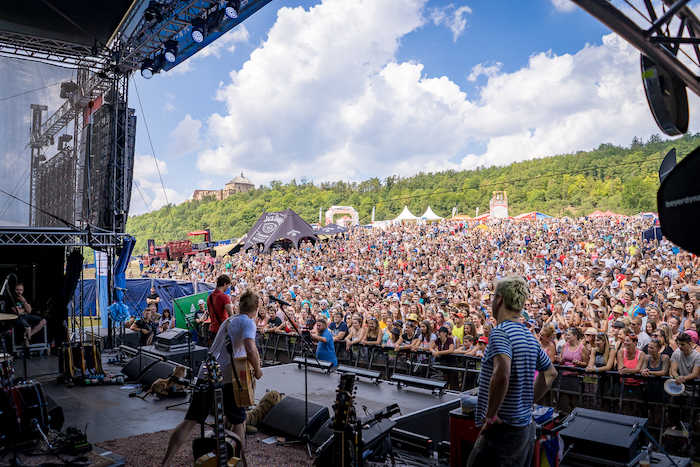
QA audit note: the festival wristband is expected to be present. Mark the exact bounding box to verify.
[484,416,497,425]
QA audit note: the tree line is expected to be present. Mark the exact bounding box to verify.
[126,133,700,254]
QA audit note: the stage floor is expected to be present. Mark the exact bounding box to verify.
[17,355,458,444]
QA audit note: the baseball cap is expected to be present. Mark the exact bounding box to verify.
[198,299,206,305]
[478,336,488,344]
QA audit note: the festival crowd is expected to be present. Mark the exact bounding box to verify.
[135,216,700,421]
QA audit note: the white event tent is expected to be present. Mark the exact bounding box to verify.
[420,206,443,221]
[394,206,419,223]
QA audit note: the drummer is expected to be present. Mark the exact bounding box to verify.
[10,283,46,356]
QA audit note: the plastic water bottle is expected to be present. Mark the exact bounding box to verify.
[639,444,650,467]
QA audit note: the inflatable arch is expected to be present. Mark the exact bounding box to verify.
[325,205,359,226]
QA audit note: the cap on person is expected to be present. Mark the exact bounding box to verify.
[612,305,624,315]
[667,292,679,300]
[584,327,597,336]
[611,281,620,289]
[527,319,536,328]
[612,320,626,329]
[681,286,690,293]
[198,299,206,305]
[591,299,602,307]
[672,301,685,310]
[406,313,420,322]
[478,336,488,344]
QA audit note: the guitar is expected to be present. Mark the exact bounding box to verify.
[193,356,245,467]
[315,373,356,467]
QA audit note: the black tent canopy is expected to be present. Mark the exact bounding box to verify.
[229,209,318,254]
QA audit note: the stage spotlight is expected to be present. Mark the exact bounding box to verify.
[191,17,207,43]
[208,10,225,34]
[163,40,178,63]
[225,0,241,19]
[141,58,155,79]
[144,1,164,22]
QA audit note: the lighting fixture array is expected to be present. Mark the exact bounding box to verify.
[140,0,243,78]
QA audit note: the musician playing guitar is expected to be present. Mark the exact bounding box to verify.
[10,283,46,356]
[161,288,263,467]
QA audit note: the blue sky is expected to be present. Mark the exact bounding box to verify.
[2,0,698,224]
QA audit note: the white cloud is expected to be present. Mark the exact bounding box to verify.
[168,114,203,158]
[551,0,576,13]
[199,178,214,189]
[193,0,695,191]
[169,25,250,75]
[130,154,188,215]
[429,4,472,42]
[467,62,502,82]
[163,101,175,112]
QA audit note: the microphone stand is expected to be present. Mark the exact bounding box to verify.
[159,284,196,384]
[271,297,324,458]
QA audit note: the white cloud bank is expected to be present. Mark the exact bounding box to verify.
[130,154,188,215]
[191,0,696,189]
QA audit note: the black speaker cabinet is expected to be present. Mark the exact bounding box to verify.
[558,408,648,465]
[139,361,178,388]
[122,354,160,381]
[261,396,330,440]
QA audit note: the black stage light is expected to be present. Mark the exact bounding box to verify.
[144,1,164,22]
[163,40,178,63]
[191,17,207,43]
[208,10,225,34]
[141,58,155,79]
[225,0,241,19]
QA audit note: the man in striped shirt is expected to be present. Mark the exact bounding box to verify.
[467,275,558,467]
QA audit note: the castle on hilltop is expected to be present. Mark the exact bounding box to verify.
[192,172,255,201]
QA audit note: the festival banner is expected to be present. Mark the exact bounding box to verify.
[173,291,209,329]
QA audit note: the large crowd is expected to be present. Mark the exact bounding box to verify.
[135,216,700,420]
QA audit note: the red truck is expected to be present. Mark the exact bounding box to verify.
[143,230,213,265]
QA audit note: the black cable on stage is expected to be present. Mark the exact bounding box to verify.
[0,81,64,103]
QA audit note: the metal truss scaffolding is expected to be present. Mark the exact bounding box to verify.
[572,0,700,97]
[0,227,125,248]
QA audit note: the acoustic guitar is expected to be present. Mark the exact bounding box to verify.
[193,356,245,467]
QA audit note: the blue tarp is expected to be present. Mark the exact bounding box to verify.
[73,279,215,318]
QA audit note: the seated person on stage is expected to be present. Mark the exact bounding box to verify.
[161,288,263,467]
[159,308,175,333]
[310,318,338,366]
[10,283,46,353]
[131,306,159,346]
[328,310,348,342]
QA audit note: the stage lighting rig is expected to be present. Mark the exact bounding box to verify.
[208,10,225,34]
[144,1,164,23]
[190,17,207,43]
[163,40,178,63]
[225,0,242,19]
[141,58,155,79]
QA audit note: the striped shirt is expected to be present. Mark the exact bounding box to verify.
[475,320,551,427]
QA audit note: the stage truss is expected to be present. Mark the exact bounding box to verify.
[0,0,272,243]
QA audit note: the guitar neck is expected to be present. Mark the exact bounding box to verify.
[213,387,227,467]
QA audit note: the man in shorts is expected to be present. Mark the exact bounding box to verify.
[161,288,263,467]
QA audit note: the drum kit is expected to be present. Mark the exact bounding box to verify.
[0,312,49,453]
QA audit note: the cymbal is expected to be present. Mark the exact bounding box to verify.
[0,313,18,321]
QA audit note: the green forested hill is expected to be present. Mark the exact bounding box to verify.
[126,133,700,253]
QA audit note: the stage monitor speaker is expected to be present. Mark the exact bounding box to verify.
[155,329,188,346]
[139,361,178,388]
[46,394,64,431]
[122,354,160,381]
[310,418,333,446]
[261,396,330,440]
[558,408,648,465]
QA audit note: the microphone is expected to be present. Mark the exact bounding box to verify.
[115,287,129,291]
[0,276,8,296]
[268,295,291,307]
